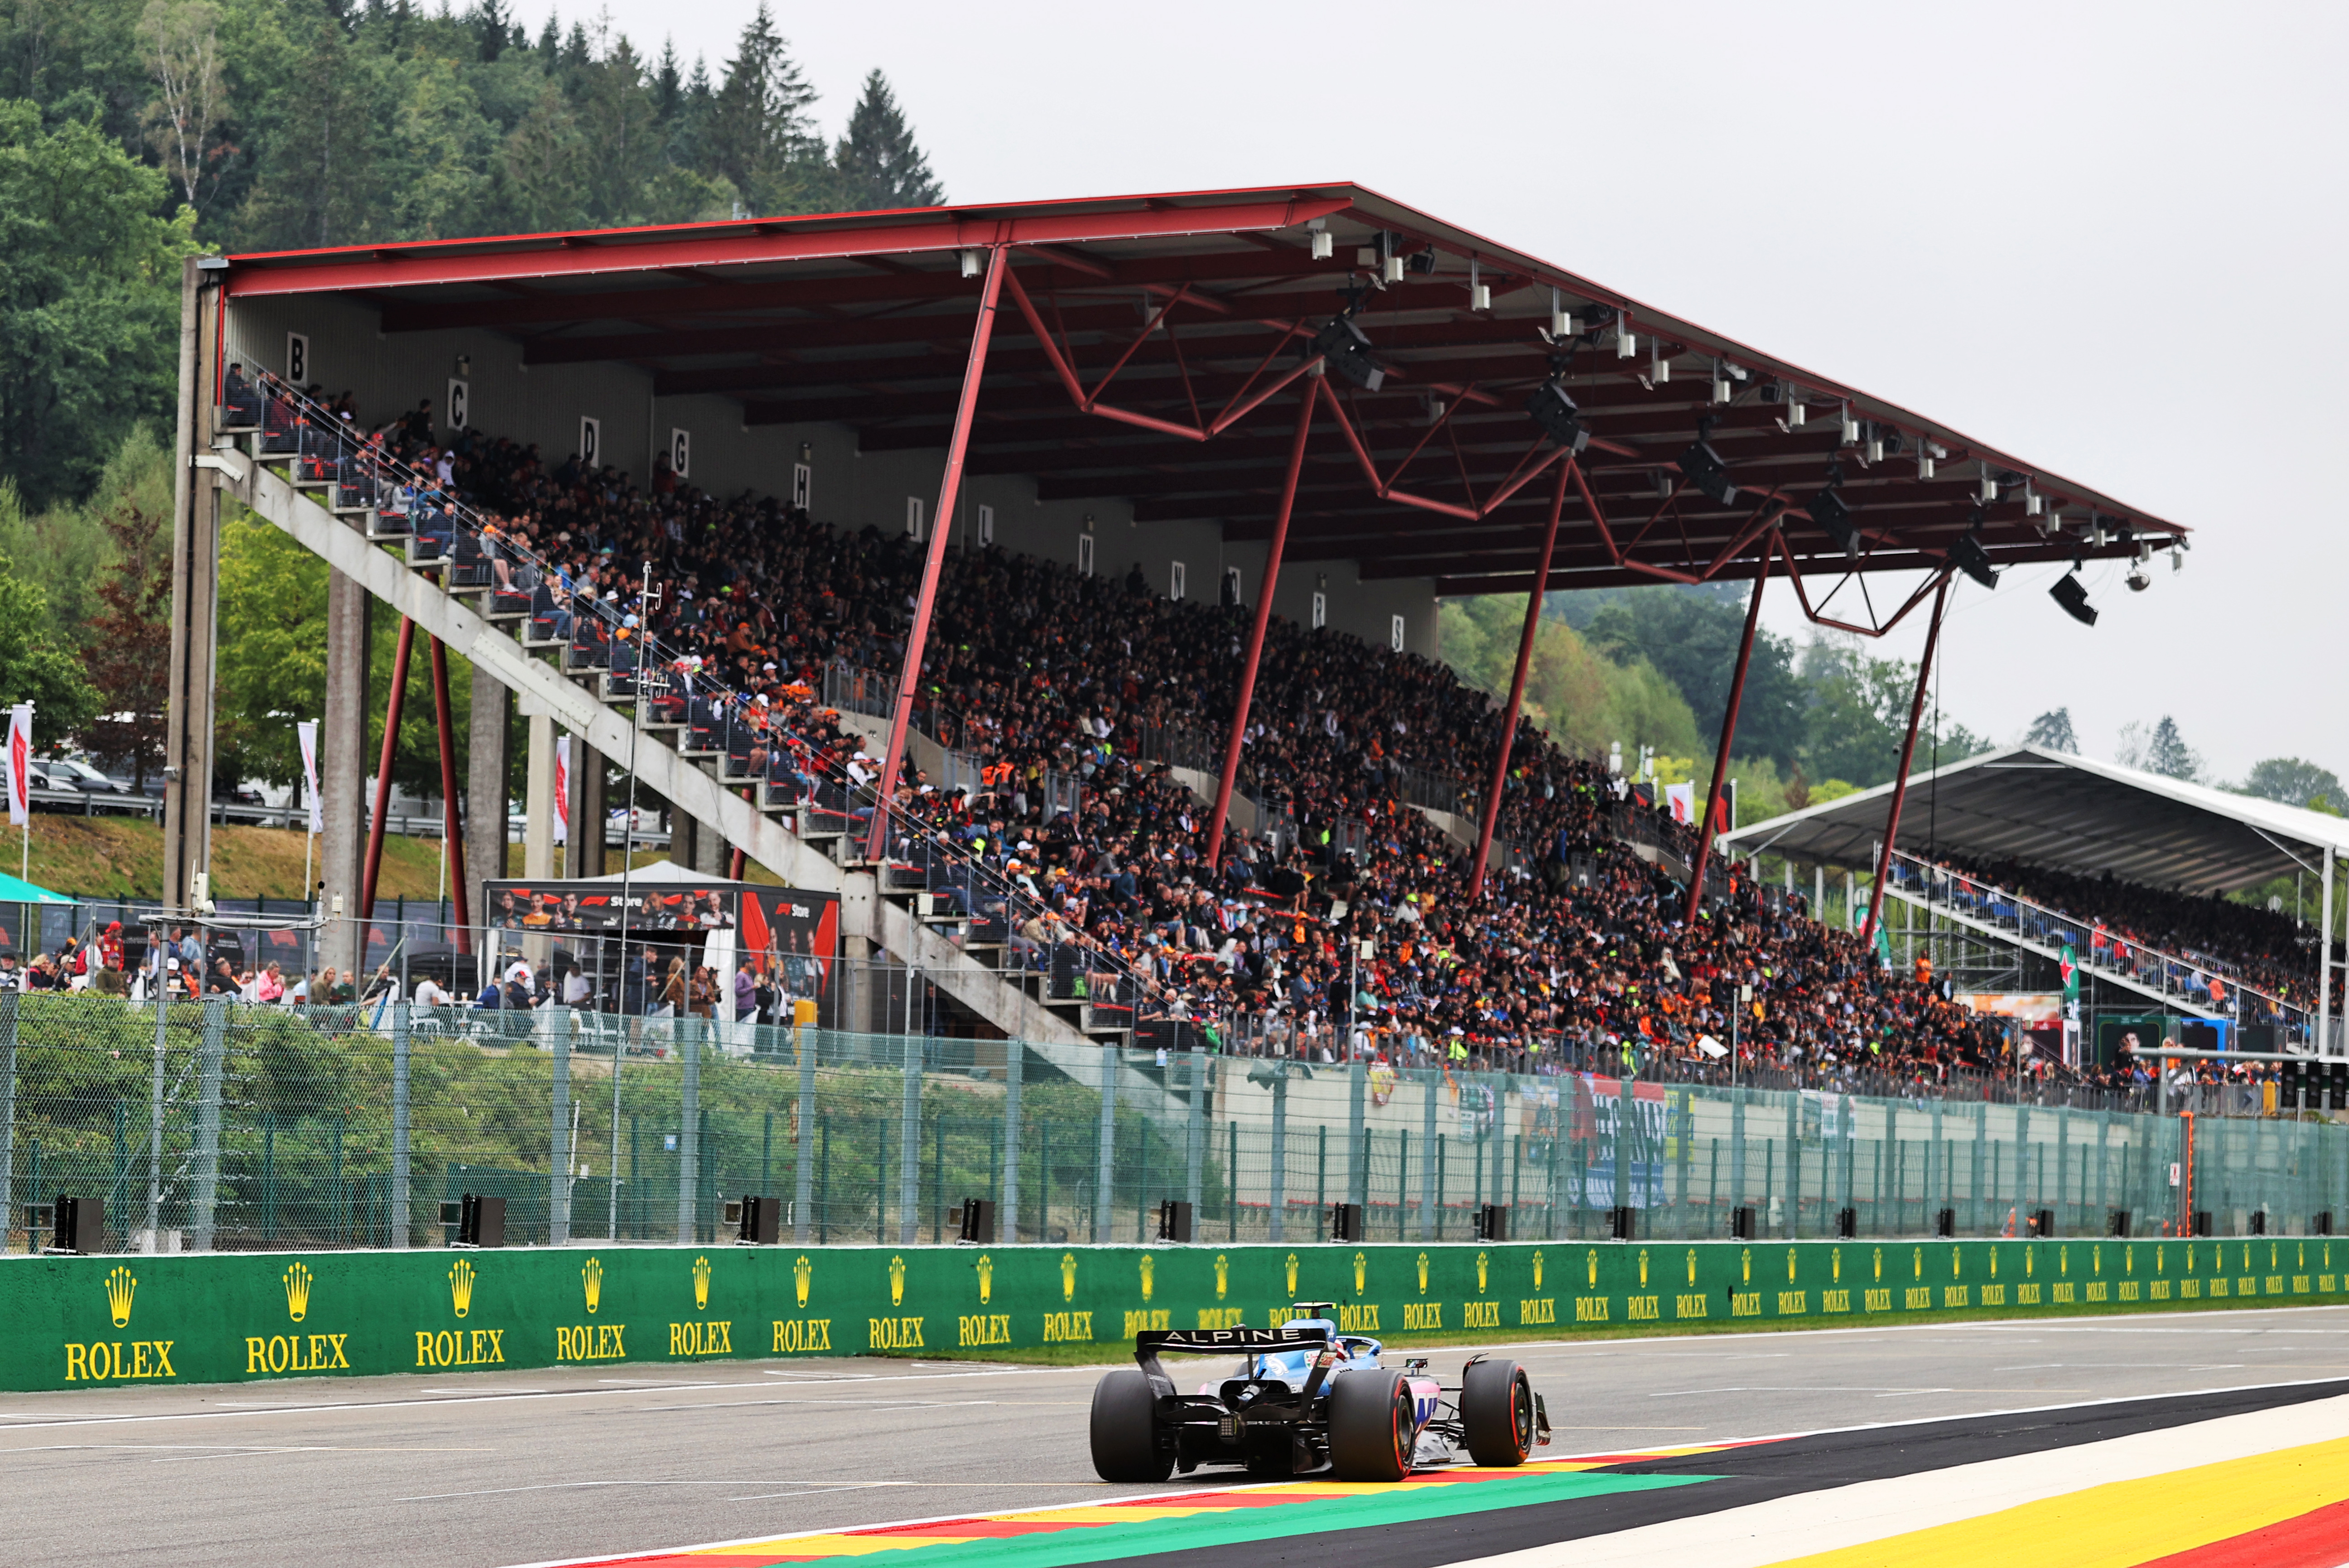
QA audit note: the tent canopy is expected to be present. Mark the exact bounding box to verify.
[0,870,75,903]
[1719,746,2349,895]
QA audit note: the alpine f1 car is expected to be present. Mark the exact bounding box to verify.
[1090,1302,1549,1482]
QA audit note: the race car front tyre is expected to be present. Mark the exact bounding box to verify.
[1089,1369,1172,1482]
[1328,1369,1414,1482]
[1461,1358,1534,1467]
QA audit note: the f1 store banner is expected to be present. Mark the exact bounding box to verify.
[2,1237,2344,1392]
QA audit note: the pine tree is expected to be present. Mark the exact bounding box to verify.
[474,0,511,62]
[654,37,681,121]
[2022,708,2077,753]
[2145,716,2200,781]
[536,10,559,61]
[833,69,943,210]
[705,2,822,213]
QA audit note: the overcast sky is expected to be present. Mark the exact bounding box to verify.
[576,0,2345,785]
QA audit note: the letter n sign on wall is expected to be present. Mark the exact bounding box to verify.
[579,416,600,468]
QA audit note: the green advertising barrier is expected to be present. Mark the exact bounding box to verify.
[4,1235,2344,1393]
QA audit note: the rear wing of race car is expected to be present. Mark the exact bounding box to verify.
[1134,1324,1331,1387]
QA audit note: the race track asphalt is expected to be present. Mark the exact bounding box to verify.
[3,1303,2344,1568]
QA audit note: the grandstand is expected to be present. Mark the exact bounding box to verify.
[1722,745,2349,1068]
[160,184,2183,1073]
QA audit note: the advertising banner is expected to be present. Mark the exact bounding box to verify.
[0,1235,2334,1393]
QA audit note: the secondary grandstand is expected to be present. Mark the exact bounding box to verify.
[159,183,2193,1086]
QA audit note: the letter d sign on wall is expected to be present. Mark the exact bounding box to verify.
[579,416,600,468]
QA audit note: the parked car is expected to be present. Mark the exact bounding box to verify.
[47,757,134,795]
[0,759,54,796]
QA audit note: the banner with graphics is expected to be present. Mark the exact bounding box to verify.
[0,1236,2339,1393]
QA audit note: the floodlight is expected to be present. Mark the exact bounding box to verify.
[1977,464,1999,504]
[1840,404,1860,445]
[1525,381,1588,454]
[1310,229,1334,261]
[1382,254,1404,284]
[1467,258,1489,311]
[1311,315,1385,391]
[1678,439,1739,507]
[1616,321,1637,358]
[1548,286,1578,339]
[1807,485,1860,557]
[2126,564,2151,592]
[1947,532,1998,589]
[2050,571,2097,626]
[1650,339,1670,383]
[1406,245,1438,276]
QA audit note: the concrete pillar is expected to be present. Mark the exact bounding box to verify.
[465,675,510,936]
[523,709,554,880]
[573,738,607,878]
[320,571,370,974]
[161,256,221,917]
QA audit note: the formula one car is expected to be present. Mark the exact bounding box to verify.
[1090,1302,1549,1483]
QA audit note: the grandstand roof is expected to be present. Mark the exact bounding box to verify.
[1719,745,2349,894]
[220,183,2179,614]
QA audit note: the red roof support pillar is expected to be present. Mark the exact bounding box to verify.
[361,614,415,923]
[866,243,1007,863]
[1682,544,1774,931]
[1862,572,1952,946]
[428,630,471,955]
[1206,375,1319,869]
[1467,458,1571,900]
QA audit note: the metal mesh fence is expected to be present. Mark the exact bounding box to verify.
[2,994,2343,1255]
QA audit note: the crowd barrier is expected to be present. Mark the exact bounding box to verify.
[5,1234,2344,1393]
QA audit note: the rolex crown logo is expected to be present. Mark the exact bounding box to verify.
[449,1258,476,1319]
[1787,1248,1798,1283]
[1689,1249,1700,1287]
[283,1261,314,1323]
[1990,1249,1999,1279]
[976,1254,994,1305]
[1532,1250,1544,1292]
[1832,1249,1842,1283]
[1059,1252,1077,1302]
[1351,1252,1365,1295]
[1414,1252,1429,1293]
[692,1255,712,1312]
[1586,1250,1598,1288]
[1140,1255,1156,1302]
[1475,1251,1488,1292]
[2059,1246,2069,1277]
[1284,1253,1299,1296]
[1873,1247,1883,1282]
[1741,1248,1752,1284]
[891,1254,909,1307]
[104,1265,137,1328]
[1215,1254,1230,1300]
[582,1257,603,1315]
[1639,1249,1650,1287]
[794,1254,813,1308]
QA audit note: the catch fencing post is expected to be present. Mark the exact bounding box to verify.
[900,1032,923,1246]
[145,983,169,1250]
[191,997,227,1252]
[0,992,14,1247]
[794,1030,817,1242]
[549,1008,571,1246]
[1419,1071,1437,1242]
[1268,1066,1288,1243]
[1729,1086,1747,1235]
[1001,1043,1023,1242]
[1615,1073,1633,1225]
[676,1020,701,1243]
[1094,1043,1116,1243]
[1346,1057,1366,1208]
[1784,1090,1800,1238]
[391,1000,410,1247]
[1185,1048,1205,1216]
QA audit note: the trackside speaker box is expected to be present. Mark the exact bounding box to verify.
[51,1195,101,1254]
[2109,1209,2132,1238]
[1731,1205,1756,1239]
[1836,1206,1857,1239]
[458,1193,506,1248]
[2248,1210,2267,1236]
[1328,1202,1364,1243]
[738,1195,780,1245]
[1610,1205,1636,1241]
[958,1197,996,1245]
[1935,1207,1957,1237]
[2032,1207,2055,1238]
[1475,1204,1509,1242]
[2194,1210,2213,1237]
[1157,1199,1193,1243]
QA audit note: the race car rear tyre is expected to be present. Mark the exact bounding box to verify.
[1329,1369,1414,1482]
[1089,1369,1172,1482]
[1461,1359,1534,1467]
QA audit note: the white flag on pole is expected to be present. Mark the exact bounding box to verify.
[1664,780,1695,824]
[553,735,571,845]
[6,704,30,826]
[295,719,323,833]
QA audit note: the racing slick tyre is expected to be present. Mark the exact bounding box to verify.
[1461,1358,1534,1467]
[1090,1369,1173,1482]
[1328,1369,1414,1482]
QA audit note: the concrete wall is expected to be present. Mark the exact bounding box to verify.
[220,299,1440,658]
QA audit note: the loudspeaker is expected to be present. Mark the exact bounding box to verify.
[458,1193,506,1248]
[736,1195,780,1245]
[1474,1204,1509,1242]
[1731,1205,1757,1240]
[50,1195,101,1254]
[1328,1202,1364,1243]
[1934,1207,1956,1238]
[2248,1210,2267,1236]
[2317,1211,2335,1237]
[1836,1206,1857,1239]
[1155,1199,1191,1244]
[1610,1205,1637,1241]
[2108,1209,2132,1238]
[2031,1208,2055,1238]
[958,1197,996,1245]
[2193,1210,2213,1237]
